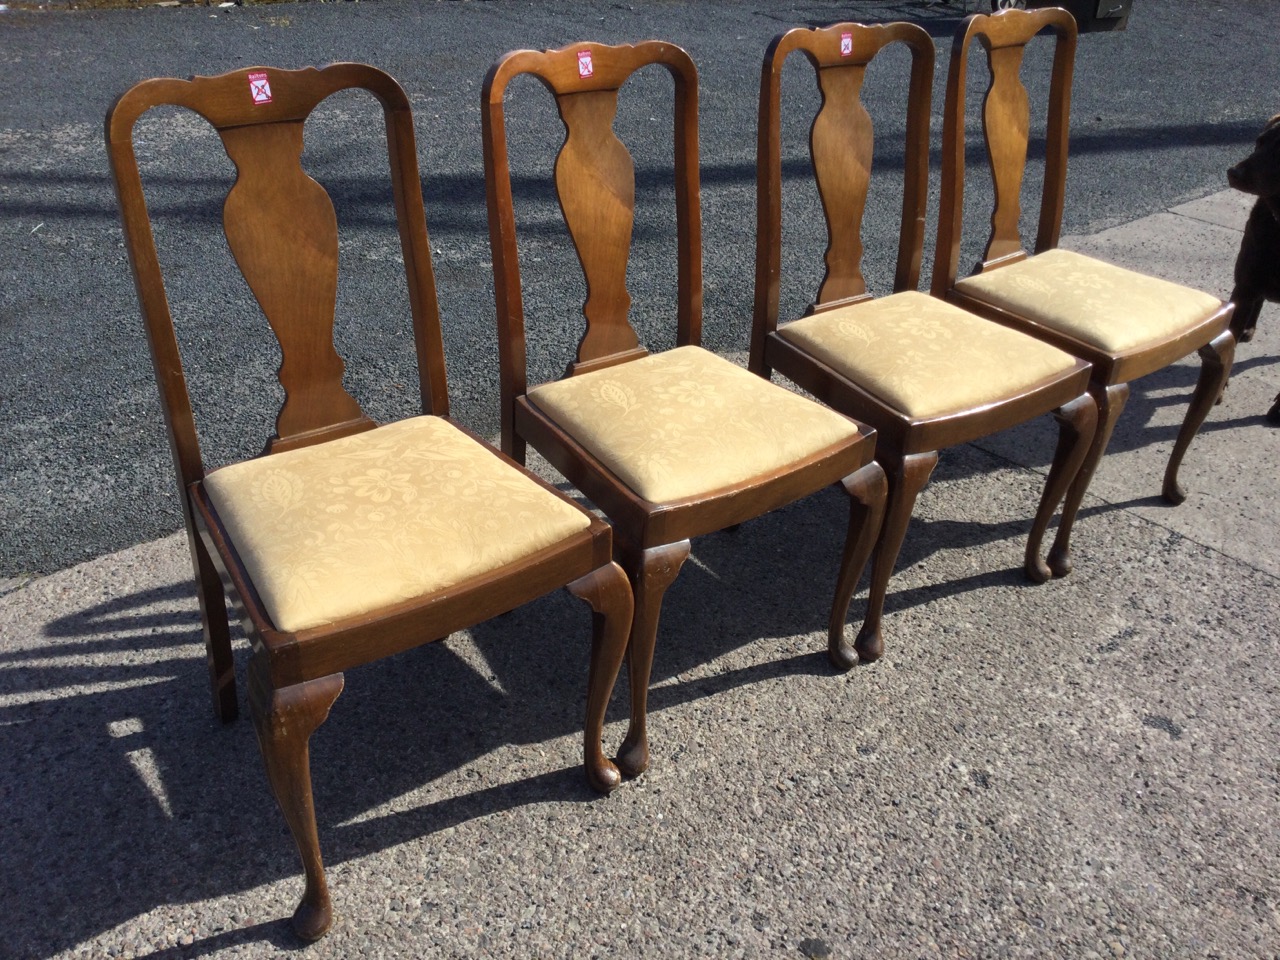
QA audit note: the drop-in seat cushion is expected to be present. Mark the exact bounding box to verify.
[777,290,1080,420]
[527,345,862,503]
[203,416,591,632]
[954,248,1222,355]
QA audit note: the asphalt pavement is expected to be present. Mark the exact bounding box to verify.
[1,1,1279,958]
[2,0,1280,576]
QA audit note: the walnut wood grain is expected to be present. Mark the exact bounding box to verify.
[249,665,344,941]
[484,40,702,460]
[219,122,371,451]
[933,7,1079,293]
[853,449,936,663]
[1027,393,1098,582]
[828,461,888,669]
[567,561,635,792]
[812,63,874,303]
[107,62,631,940]
[484,39,881,772]
[614,538,690,779]
[751,20,1097,662]
[752,21,932,375]
[980,44,1031,265]
[1164,330,1234,504]
[555,89,643,370]
[932,8,1236,516]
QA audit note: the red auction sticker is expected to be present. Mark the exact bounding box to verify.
[577,50,593,79]
[248,71,273,105]
[840,32,853,57]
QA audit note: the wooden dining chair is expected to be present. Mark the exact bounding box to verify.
[106,63,633,940]
[751,22,1097,663]
[482,40,886,777]
[933,8,1235,539]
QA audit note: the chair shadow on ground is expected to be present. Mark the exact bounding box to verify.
[2,442,1074,958]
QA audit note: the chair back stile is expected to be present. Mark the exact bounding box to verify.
[105,63,450,487]
[933,8,1077,293]
[751,22,933,374]
[482,41,702,460]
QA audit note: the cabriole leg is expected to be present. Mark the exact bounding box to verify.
[1027,392,1098,582]
[1053,381,1129,559]
[249,661,344,941]
[614,539,691,779]
[828,462,888,670]
[853,451,938,664]
[1163,330,1235,504]
[567,562,635,793]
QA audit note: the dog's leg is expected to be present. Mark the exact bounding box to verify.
[1229,290,1265,345]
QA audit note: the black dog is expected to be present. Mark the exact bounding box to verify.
[1228,113,1280,422]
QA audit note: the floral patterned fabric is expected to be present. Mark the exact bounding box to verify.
[203,416,591,632]
[527,345,862,504]
[955,248,1222,354]
[778,290,1079,419]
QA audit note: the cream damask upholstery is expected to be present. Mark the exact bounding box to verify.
[203,416,592,632]
[955,249,1223,354]
[527,345,862,503]
[778,290,1080,420]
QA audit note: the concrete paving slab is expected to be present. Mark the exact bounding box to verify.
[2,440,1278,959]
[1169,189,1255,232]
[1061,211,1241,299]
[2,179,1278,960]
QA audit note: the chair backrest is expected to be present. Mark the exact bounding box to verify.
[105,63,448,497]
[752,21,934,365]
[932,8,1079,295]
[482,40,702,455]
